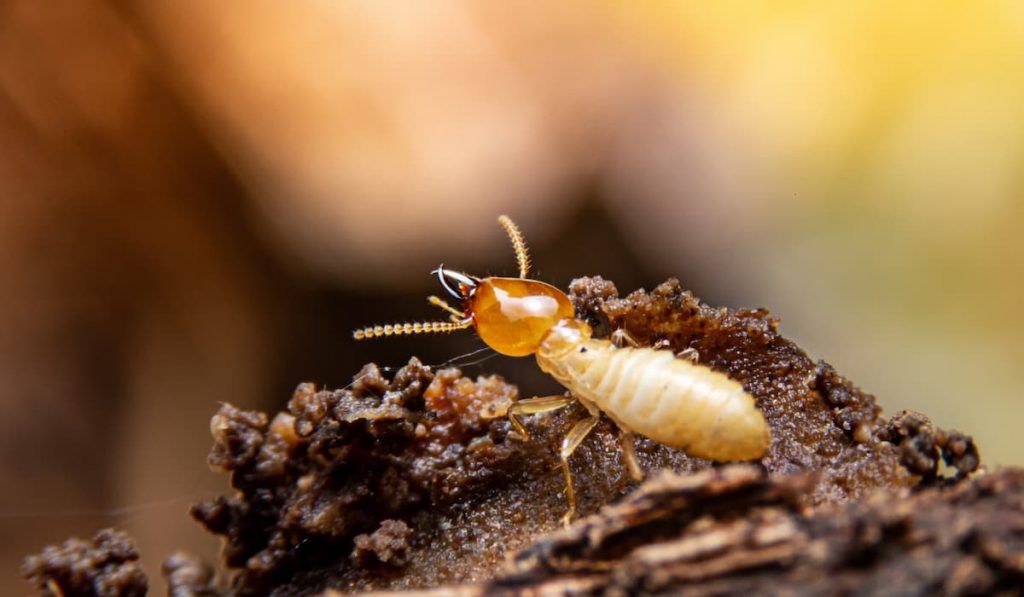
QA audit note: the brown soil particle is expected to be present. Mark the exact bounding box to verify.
[22,528,147,597]
[877,410,981,481]
[352,520,412,567]
[163,551,220,597]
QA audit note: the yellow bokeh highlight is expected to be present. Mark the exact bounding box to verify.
[605,2,1024,465]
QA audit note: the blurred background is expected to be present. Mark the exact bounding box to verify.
[2,1,1022,593]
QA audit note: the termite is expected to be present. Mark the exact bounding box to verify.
[354,215,770,524]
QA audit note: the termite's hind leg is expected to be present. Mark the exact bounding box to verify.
[506,394,575,439]
[619,429,644,481]
[558,414,601,526]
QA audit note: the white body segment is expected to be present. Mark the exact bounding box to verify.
[537,333,770,461]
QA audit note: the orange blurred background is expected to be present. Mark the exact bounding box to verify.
[2,2,1022,593]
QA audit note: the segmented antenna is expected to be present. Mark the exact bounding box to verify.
[498,214,531,278]
[353,319,472,340]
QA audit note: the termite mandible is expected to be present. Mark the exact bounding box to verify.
[354,215,771,524]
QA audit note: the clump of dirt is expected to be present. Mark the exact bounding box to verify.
[23,277,985,595]
[877,409,981,481]
[163,551,219,597]
[192,277,983,594]
[22,528,147,597]
[352,520,412,567]
[188,358,544,594]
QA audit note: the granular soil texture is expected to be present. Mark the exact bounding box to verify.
[24,278,984,595]
[22,529,147,597]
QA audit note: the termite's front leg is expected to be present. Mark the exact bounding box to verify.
[508,394,605,526]
[506,394,575,439]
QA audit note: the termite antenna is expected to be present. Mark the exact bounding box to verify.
[498,214,531,278]
[353,319,472,340]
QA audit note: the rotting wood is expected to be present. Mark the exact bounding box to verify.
[23,278,1008,596]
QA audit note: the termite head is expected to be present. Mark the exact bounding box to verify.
[463,276,575,357]
[353,215,576,357]
[434,264,576,357]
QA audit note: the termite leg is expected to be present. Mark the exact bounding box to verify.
[611,328,639,348]
[678,347,700,363]
[559,414,601,526]
[47,579,66,597]
[652,338,671,350]
[619,429,644,481]
[506,394,575,439]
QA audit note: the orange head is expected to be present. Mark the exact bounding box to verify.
[435,268,574,356]
[352,215,576,356]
